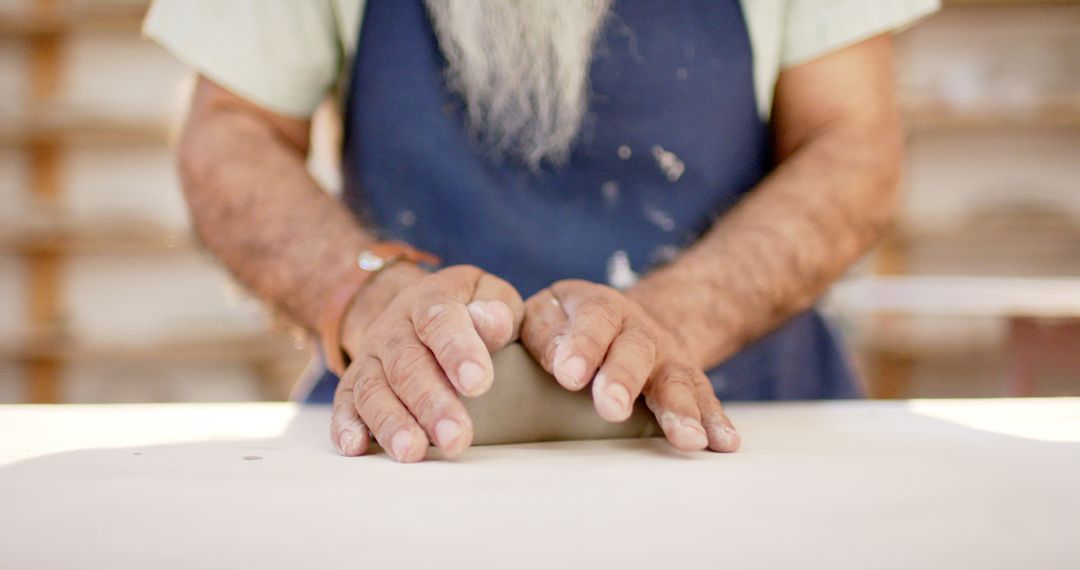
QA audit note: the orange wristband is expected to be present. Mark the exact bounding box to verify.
[318,241,439,376]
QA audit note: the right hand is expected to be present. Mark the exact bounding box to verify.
[329,263,524,462]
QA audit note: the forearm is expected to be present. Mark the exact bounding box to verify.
[177,95,381,331]
[628,123,901,369]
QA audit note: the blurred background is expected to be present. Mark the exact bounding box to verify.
[0,0,1077,404]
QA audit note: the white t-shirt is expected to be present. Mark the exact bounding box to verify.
[144,0,939,120]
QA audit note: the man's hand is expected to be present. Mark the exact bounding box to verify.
[520,280,740,453]
[330,265,524,462]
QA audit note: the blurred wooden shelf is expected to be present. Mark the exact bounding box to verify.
[887,217,1080,247]
[905,98,1080,131]
[829,275,1080,319]
[851,332,999,359]
[943,0,1080,6]
[0,217,193,255]
[0,3,147,37]
[0,331,306,365]
[0,114,170,147]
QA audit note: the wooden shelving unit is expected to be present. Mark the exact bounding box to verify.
[0,4,146,38]
[943,0,1080,5]
[0,217,193,255]
[866,0,1080,398]
[0,115,170,147]
[1,330,299,364]
[905,98,1080,131]
[1,0,305,403]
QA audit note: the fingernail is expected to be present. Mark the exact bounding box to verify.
[718,425,741,451]
[390,430,414,461]
[708,426,730,447]
[556,354,587,388]
[599,381,631,420]
[338,430,357,456]
[679,417,709,448]
[457,361,487,395]
[435,418,462,451]
[467,301,490,324]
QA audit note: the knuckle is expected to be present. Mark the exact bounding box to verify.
[626,320,659,347]
[435,335,477,364]
[658,363,697,393]
[381,328,415,356]
[620,329,657,365]
[603,360,640,387]
[350,359,383,388]
[574,326,613,359]
[553,278,592,292]
[527,300,563,329]
[353,383,394,428]
[333,384,355,408]
[477,271,515,295]
[408,386,445,422]
[439,264,483,286]
[581,296,621,329]
[383,343,432,387]
[696,381,724,414]
[523,293,548,313]
[412,301,451,341]
[417,314,481,365]
[700,400,724,423]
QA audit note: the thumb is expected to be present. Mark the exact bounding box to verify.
[469,273,524,351]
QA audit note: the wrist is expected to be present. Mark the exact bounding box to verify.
[340,261,428,356]
[626,278,704,366]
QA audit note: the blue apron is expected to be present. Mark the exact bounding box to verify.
[307,0,859,403]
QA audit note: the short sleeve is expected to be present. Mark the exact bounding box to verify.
[781,0,940,68]
[143,0,343,118]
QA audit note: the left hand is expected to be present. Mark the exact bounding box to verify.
[520,280,740,452]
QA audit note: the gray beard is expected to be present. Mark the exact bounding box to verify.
[424,0,613,168]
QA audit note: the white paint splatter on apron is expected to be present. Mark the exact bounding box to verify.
[601,180,620,206]
[643,204,676,232]
[650,145,685,182]
[606,250,639,290]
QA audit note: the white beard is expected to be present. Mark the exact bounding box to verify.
[424,0,613,168]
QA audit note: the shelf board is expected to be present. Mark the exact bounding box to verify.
[829,275,1080,319]
[0,217,193,255]
[886,219,1080,248]
[0,3,147,38]
[0,331,307,364]
[942,0,1080,6]
[0,114,171,147]
[904,99,1080,131]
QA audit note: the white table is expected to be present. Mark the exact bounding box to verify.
[2,399,1079,569]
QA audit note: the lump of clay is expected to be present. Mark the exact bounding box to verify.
[465,343,660,445]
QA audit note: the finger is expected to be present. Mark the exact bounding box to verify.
[643,362,709,452]
[695,377,741,453]
[467,300,516,353]
[379,327,474,457]
[469,272,524,350]
[592,322,656,422]
[330,377,371,457]
[351,356,430,463]
[412,292,494,398]
[550,281,623,390]
[520,288,571,381]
